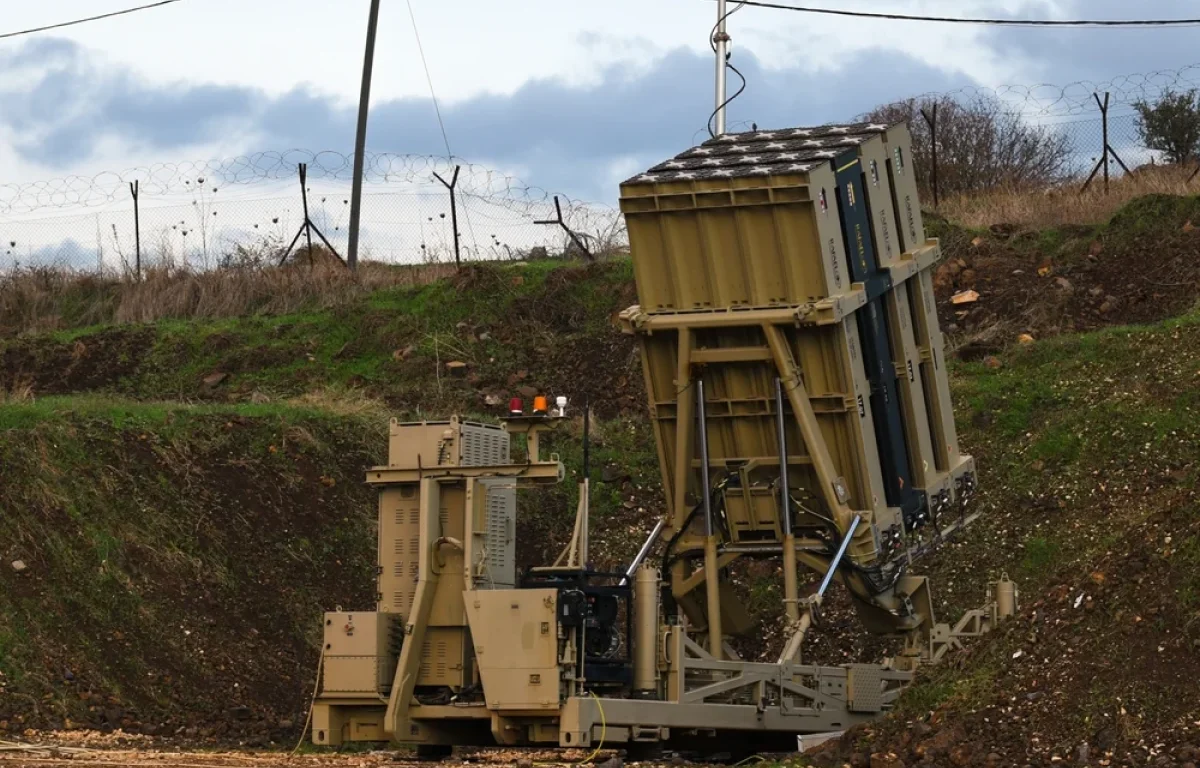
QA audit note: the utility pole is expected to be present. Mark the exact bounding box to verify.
[347,0,382,271]
[713,0,729,136]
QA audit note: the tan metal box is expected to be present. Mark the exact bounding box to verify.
[387,417,510,469]
[321,611,400,695]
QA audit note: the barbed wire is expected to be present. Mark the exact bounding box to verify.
[885,62,1200,118]
[0,150,604,220]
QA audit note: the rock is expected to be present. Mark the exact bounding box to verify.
[478,331,492,342]
[10,560,26,573]
[483,394,503,407]
[948,744,974,767]
[1054,276,1073,292]
[445,361,469,376]
[202,372,228,388]
[596,758,623,768]
[1076,743,1090,763]
[1088,286,1105,297]
[870,753,905,768]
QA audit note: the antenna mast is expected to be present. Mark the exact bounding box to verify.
[714,0,730,135]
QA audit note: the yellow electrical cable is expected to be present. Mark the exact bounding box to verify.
[291,648,325,755]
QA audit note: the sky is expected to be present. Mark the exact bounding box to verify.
[3,0,1200,206]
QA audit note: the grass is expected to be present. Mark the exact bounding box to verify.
[936,165,1200,229]
[0,259,458,337]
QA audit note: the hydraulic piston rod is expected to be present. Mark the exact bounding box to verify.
[776,378,800,624]
[779,514,863,663]
[621,518,667,586]
[697,379,722,656]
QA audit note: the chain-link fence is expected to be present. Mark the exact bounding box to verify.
[0,151,626,275]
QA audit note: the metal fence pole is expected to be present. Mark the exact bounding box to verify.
[129,180,141,281]
[432,165,462,268]
[1100,92,1110,194]
[920,103,939,207]
[300,164,314,261]
[1081,92,1134,194]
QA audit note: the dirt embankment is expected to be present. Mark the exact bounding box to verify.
[932,195,1200,357]
[0,408,383,743]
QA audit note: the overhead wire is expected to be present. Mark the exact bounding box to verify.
[0,0,185,40]
[708,1,1200,28]
[404,0,482,254]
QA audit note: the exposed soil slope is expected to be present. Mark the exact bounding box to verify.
[809,319,1200,767]
[0,402,383,740]
[932,195,1200,355]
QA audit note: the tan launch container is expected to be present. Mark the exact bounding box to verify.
[619,122,973,553]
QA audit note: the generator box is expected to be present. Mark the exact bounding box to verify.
[321,611,401,696]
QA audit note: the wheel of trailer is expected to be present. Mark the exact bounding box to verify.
[415,744,453,761]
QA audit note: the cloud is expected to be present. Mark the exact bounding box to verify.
[0,39,974,201]
[979,0,1200,89]
[0,38,256,167]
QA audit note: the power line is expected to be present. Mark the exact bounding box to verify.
[404,0,480,252]
[718,1,1200,27]
[406,0,453,159]
[0,0,185,41]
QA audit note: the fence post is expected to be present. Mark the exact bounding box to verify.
[129,180,141,281]
[1100,92,1110,193]
[536,196,594,261]
[432,166,462,268]
[1081,92,1134,194]
[920,103,939,207]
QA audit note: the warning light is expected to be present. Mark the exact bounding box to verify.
[533,396,549,416]
[509,398,524,416]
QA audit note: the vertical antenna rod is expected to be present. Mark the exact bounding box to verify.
[714,0,729,136]
[347,0,382,270]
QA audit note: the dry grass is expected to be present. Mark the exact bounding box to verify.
[0,261,457,336]
[936,164,1200,229]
